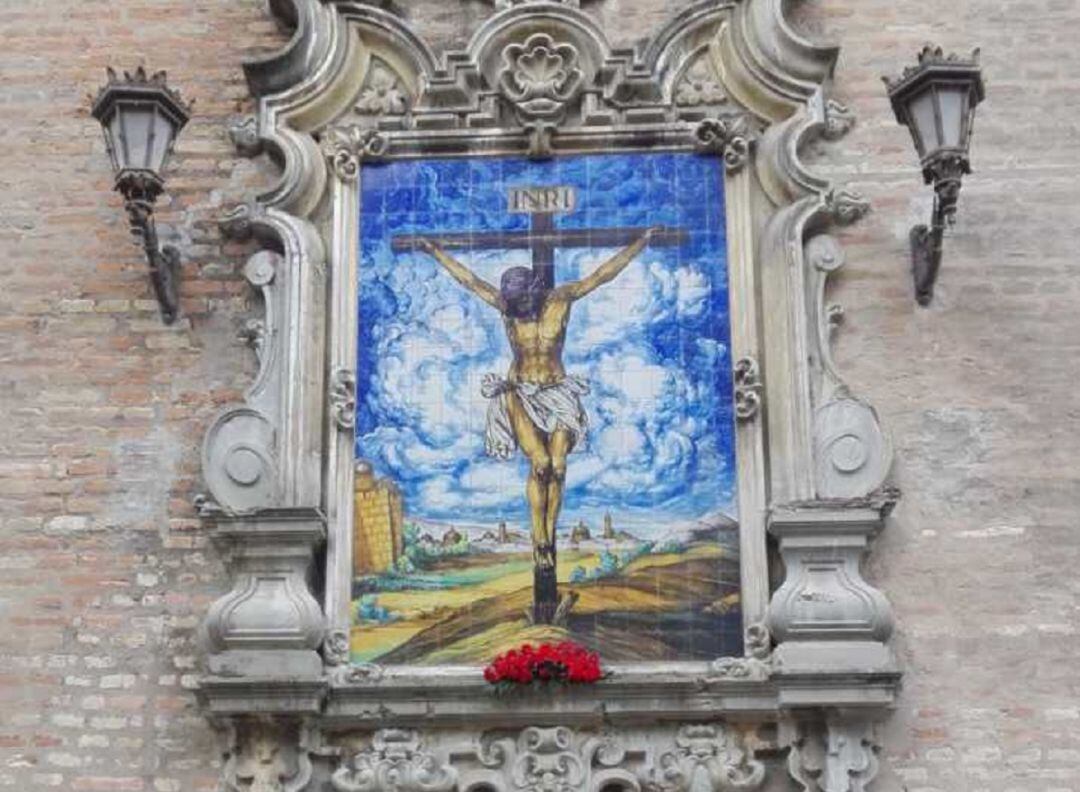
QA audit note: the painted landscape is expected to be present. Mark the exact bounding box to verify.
[352,152,741,664]
[352,513,741,664]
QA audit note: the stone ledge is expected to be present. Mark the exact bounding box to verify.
[196,663,900,728]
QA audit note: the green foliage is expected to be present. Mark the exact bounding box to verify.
[654,538,687,555]
[353,595,399,624]
[568,541,660,585]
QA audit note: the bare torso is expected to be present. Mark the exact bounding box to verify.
[504,293,572,385]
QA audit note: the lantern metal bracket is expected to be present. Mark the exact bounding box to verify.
[125,197,182,325]
[911,152,965,306]
[115,171,182,324]
[910,214,943,308]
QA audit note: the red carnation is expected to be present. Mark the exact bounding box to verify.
[483,641,606,690]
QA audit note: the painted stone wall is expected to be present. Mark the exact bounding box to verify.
[0,1,1077,791]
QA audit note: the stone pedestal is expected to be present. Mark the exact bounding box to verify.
[767,506,896,675]
[202,507,327,678]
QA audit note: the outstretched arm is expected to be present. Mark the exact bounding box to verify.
[415,239,501,310]
[556,227,661,301]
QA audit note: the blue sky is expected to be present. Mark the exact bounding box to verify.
[357,152,736,531]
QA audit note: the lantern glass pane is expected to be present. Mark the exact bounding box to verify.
[107,111,129,171]
[100,117,120,173]
[119,104,156,171]
[938,85,968,149]
[147,108,174,173]
[909,90,940,156]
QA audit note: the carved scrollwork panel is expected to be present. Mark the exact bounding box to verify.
[652,724,765,792]
[331,725,765,792]
[332,729,457,792]
[675,57,729,110]
[355,60,409,116]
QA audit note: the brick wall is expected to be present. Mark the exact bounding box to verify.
[0,1,1077,790]
[800,1,1080,789]
[0,1,281,789]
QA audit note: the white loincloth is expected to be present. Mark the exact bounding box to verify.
[481,374,589,460]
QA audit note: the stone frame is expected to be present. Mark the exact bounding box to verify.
[197,1,901,789]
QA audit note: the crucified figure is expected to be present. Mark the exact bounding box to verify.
[414,227,660,623]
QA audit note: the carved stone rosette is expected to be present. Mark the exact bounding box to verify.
[496,33,585,157]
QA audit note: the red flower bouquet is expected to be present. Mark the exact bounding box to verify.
[483,642,605,692]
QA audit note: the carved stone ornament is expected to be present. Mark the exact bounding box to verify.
[329,725,765,792]
[356,61,408,116]
[676,58,728,109]
[653,725,765,791]
[709,623,776,682]
[196,0,902,789]
[220,720,316,792]
[782,716,881,792]
[332,729,457,792]
[694,117,755,173]
[230,115,264,157]
[322,126,389,181]
[330,368,356,432]
[822,100,855,141]
[733,357,763,422]
[497,33,584,157]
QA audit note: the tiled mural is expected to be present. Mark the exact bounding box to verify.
[352,152,741,664]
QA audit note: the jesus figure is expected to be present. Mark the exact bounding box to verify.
[414,227,660,623]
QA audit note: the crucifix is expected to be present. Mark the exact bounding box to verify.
[392,185,686,625]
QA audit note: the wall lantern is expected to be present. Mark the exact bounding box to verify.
[91,67,191,324]
[885,46,985,306]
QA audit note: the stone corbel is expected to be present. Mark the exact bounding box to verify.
[201,507,327,678]
[219,717,336,792]
[781,712,882,792]
[767,504,897,677]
